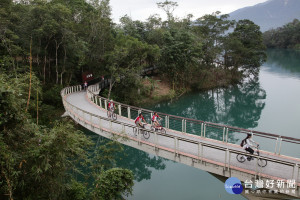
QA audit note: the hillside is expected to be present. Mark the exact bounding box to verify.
[228,0,300,32]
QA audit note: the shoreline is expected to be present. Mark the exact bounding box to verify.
[138,69,242,107]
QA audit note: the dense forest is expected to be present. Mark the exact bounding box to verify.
[0,0,266,199]
[263,19,300,49]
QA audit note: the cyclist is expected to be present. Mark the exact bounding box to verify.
[135,113,147,128]
[241,133,259,161]
[152,112,162,128]
[84,81,88,90]
[108,100,116,115]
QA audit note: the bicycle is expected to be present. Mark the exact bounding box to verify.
[150,119,166,134]
[236,145,267,167]
[107,108,117,120]
[133,123,150,139]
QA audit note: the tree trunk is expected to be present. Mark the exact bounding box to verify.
[60,46,67,85]
[48,55,51,80]
[54,39,63,84]
[43,54,47,84]
[68,73,72,86]
[26,37,33,112]
[107,77,115,100]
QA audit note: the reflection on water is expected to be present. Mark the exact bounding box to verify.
[149,77,266,144]
[82,49,300,199]
[87,132,166,182]
[265,49,300,78]
[116,145,166,182]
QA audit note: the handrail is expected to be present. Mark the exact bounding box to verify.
[86,81,300,157]
[61,85,300,189]
[61,85,299,167]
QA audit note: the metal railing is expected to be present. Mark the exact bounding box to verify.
[86,82,300,158]
[61,85,300,189]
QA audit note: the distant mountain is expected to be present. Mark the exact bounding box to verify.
[228,0,300,32]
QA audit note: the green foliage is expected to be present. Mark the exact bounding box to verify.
[66,179,88,200]
[263,19,300,49]
[93,168,134,200]
[225,20,266,76]
[0,71,94,199]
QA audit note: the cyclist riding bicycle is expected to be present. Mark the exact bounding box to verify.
[152,112,162,128]
[108,100,116,113]
[240,133,259,161]
[135,113,147,128]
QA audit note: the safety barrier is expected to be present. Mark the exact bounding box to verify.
[61,84,300,196]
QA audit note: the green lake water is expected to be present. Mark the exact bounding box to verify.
[85,49,300,199]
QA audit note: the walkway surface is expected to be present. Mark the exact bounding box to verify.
[65,91,300,189]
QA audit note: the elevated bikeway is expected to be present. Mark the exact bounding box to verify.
[61,84,300,198]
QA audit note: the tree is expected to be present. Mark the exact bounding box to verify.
[93,168,134,200]
[193,11,234,67]
[104,34,160,100]
[160,27,202,89]
[226,19,266,76]
[157,0,178,22]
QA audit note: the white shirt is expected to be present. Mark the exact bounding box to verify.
[243,138,255,149]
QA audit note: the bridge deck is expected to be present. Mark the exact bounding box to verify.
[66,91,300,188]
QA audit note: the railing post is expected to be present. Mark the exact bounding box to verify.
[278,137,282,155]
[127,107,131,119]
[122,124,125,133]
[184,120,187,133]
[222,127,225,142]
[104,100,107,110]
[118,104,121,116]
[225,127,229,143]
[167,116,169,128]
[198,142,202,162]
[203,123,206,138]
[182,119,184,132]
[95,96,98,105]
[228,151,231,171]
[292,164,297,180]
[99,118,102,129]
[99,97,102,108]
[165,116,167,128]
[201,123,203,137]
[151,113,153,125]
[224,149,228,169]
[295,164,299,188]
[274,137,279,154]
[154,132,158,151]
[174,137,177,157]
[138,128,142,145]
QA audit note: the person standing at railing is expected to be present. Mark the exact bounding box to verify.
[135,113,147,128]
[84,81,88,90]
[241,133,259,161]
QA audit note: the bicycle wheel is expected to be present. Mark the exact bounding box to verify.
[257,158,267,167]
[160,128,166,134]
[236,154,246,163]
[112,112,117,120]
[143,131,150,139]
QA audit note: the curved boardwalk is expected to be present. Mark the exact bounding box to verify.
[62,85,300,198]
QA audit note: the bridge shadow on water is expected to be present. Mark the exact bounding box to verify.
[84,128,166,183]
